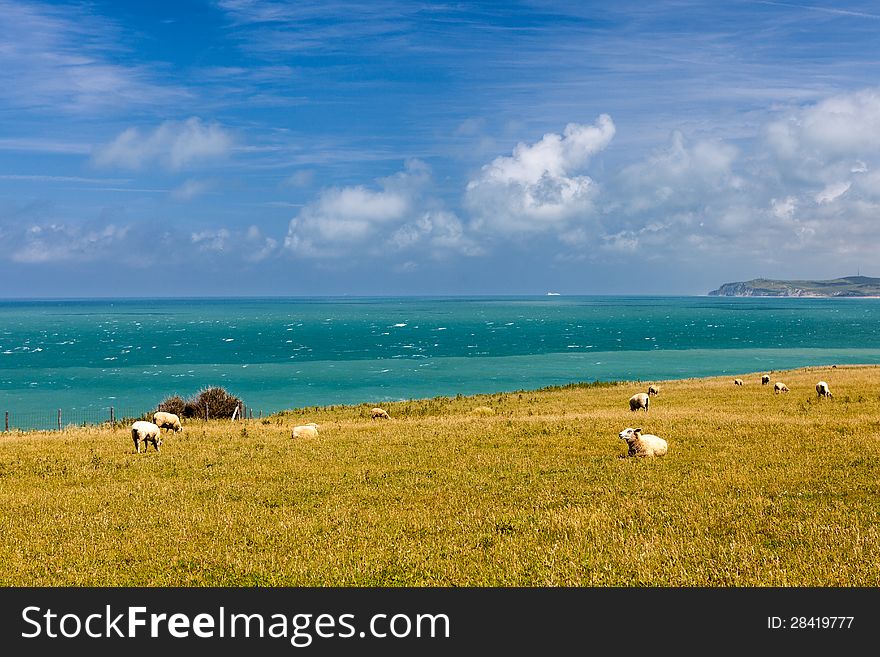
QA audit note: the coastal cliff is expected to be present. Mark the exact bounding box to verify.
[709,276,880,297]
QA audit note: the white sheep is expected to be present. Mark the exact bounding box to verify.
[816,381,833,399]
[292,423,319,439]
[647,384,660,396]
[761,374,770,385]
[618,427,668,457]
[629,392,650,412]
[371,407,390,420]
[774,382,789,394]
[153,411,182,433]
[733,378,744,386]
[131,420,162,453]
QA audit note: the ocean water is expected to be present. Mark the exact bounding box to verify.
[2,296,880,427]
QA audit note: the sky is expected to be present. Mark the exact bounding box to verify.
[3,0,880,297]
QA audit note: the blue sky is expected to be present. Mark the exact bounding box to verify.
[3,0,880,296]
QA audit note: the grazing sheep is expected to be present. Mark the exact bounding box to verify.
[816,381,833,399]
[152,411,182,433]
[629,393,650,412]
[131,420,162,453]
[734,378,744,386]
[371,407,390,420]
[291,423,319,439]
[647,384,660,396]
[618,427,668,457]
[774,382,789,394]
[761,374,770,385]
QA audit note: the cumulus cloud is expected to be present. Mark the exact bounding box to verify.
[768,89,880,162]
[285,159,472,258]
[189,225,279,261]
[244,225,279,262]
[191,228,231,252]
[10,222,131,264]
[388,211,483,256]
[465,115,615,233]
[591,88,880,266]
[93,118,234,171]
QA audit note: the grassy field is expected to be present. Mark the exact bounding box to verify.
[1,364,879,586]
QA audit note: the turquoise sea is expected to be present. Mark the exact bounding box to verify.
[2,296,880,428]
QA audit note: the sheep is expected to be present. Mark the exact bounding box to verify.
[733,378,744,386]
[618,427,668,457]
[152,411,182,433]
[816,381,833,399]
[131,420,162,453]
[647,384,660,396]
[761,374,770,385]
[371,407,390,420]
[291,423,319,439]
[774,382,789,394]
[629,392,650,412]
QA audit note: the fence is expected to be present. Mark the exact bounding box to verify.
[2,404,261,433]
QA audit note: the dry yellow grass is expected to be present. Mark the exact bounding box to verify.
[1,364,878,586]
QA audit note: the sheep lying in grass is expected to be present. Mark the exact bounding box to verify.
[618,427,668,457]
[647,384,660,396]
[131,420,162,453]
[761,374,770,385]
[629,393,650,412]
[291,423,319,439]
[734,378,744,386]
[153,411,182,433]
[816,381,833,399]
[371,407,390,419]
[774,382,789,394]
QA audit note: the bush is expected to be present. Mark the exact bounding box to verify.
[195,386,242,419]
[156,395,185,417]
[157,387,243,420]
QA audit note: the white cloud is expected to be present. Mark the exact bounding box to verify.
[814,181,851,204]
[94,118,234,171]
[244,225,279,262]
[191,228,231,252]
[284,160,429,257]
[771,196,796,220]
[172,178,215,201]
[614,132,741,215]
[0,0,186,114]
[465,115,615,233]
[389,211,483,256]
[769,89,880,161]
[190,225,278,260]
[10,223,130,263]
[590,88,880,266]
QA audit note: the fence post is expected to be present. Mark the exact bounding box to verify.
[4,411,7,432]
[205,403,209,421]
[57,408,62,431]
[110,406,115,424]
[249,408,253,420]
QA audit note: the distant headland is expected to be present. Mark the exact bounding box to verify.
[708,276,880,297]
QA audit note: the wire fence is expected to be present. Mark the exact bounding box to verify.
[2,404,261,433]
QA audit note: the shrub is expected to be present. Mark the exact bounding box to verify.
[158,387,243,420]
[156,395,185,417]
[192,386,242,420]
